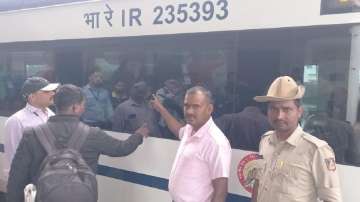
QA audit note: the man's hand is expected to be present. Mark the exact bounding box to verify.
[149,94,164,112]
[149,94,183,138]
[135,124,149,138]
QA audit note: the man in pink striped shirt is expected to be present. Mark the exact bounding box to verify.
[151,86,232,202]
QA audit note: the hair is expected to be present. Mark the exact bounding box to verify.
[185,86,214,104]
[54,84,85,113]
[89,69,102,77]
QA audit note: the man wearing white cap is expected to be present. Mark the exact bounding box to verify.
[251,76,342,202]
[3,77,59,180]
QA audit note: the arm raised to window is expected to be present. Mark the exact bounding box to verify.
[150,95,184,138]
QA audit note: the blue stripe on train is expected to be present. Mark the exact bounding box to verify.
[0,144,250,202]
[97,165,251,202]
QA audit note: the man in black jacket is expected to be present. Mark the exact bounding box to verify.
[215,106,271,151]
[7,84,149,202]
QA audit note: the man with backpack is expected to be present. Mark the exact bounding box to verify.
[7,84,149,202]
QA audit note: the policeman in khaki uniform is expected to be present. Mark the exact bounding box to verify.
[251,76,342,202]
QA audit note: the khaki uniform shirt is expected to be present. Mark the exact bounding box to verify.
[257,126,342,202]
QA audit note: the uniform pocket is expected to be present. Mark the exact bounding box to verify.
[276,162,300,194]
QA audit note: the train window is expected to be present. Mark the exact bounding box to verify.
[300,34,351,122]
[0,25,358,159]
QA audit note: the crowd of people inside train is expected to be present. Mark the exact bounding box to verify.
[77,66,360,167]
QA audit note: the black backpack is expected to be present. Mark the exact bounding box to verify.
[33,123,98,202]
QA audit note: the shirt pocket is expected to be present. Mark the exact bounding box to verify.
[275,162,301,194]
[86,96,98,108]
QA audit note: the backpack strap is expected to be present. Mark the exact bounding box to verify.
[67,122,90,151]
[34,124,57,155]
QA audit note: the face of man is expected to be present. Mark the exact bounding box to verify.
[114,81,126,93]
[29,90,55,109]
[267,100,303,139]
[89,72,104,87]
[183,91,213,131]
[166,82,181,95]
[131,82,149,103]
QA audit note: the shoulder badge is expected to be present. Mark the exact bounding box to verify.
[325,158,336,171]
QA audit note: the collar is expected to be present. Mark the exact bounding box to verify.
[285,126,303,147]
[185,117,213,139]
[269,125,303,147]
[268,132,279,145]
[86,84,103,91]
[25,103,48,114]
[128,98,143,107]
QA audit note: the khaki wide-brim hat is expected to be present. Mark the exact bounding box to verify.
[254,76,305,102]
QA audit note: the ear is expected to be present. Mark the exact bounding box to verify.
[298,106,304,119]
[27,94,35,103]
[207,103,214,115]
[73,103,85,115]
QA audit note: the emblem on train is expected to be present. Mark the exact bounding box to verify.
[237,153,263,193]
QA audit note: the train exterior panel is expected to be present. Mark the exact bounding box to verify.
[0,0,360,43]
